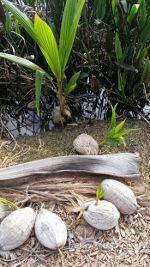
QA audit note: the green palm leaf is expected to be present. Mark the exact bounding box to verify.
[127,4,140,24]
[59,0,85,73]
[113,128,136,138]
[34,14,61,81]
[1,0,36,41]
[0,52,55,96]
[141,57,150,84]
[65,71,80,95]
[115,33,123,61]
[0,53,43,71]
[59,0,76,69]
[100,104,136,147]
[140,18,150,43]
[115,119,126,133]
[107,104,117,133]
[35,70,45,116]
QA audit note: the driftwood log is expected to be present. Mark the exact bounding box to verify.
[0,153,141,184]
[0,153,143,204]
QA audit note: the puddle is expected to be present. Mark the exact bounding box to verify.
[0,86,150,138]
[0,87,110,138]
[3,111,54,137]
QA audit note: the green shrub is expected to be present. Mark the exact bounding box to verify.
[79,0,150,104]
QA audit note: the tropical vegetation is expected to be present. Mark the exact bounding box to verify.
[0,0,85,116]
[0,0,150,120]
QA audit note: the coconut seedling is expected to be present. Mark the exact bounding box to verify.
[82,184,120,230]
[0,0,85,122]
[99,104,136,147]
[73,103,136,155]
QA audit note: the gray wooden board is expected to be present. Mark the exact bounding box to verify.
[0,153,141,187]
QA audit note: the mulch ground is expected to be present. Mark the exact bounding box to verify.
[0,120,150,266]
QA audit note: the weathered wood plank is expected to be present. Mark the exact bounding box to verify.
[0,153,141,187]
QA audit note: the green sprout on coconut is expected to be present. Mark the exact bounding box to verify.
[95,184,105,205]
[0,198,19,210]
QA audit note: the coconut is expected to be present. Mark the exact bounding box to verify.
[35,209,67,250]
[101,179,137,214]
[73,133,99,155]
[83,200,120,230]
[0,207,36,250]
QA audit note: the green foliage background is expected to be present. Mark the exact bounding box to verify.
[0,0,150,110]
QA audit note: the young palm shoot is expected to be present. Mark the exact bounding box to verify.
[0,197,19,210]
[0,0,85,119]
[95,184,105,206]
[99,104,136,147]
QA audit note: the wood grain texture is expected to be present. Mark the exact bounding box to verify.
[0,153,141,187]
